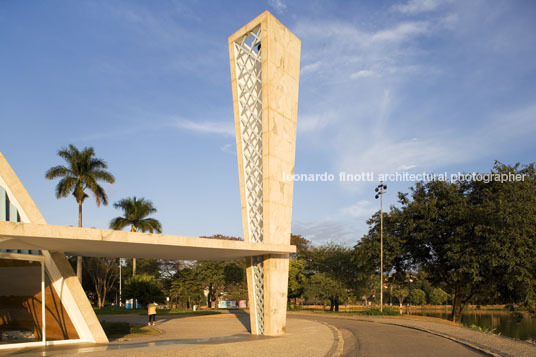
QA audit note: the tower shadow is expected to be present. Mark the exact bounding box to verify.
[227,309,251,332]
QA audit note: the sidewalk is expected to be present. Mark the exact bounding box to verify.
[2,312,338,357]
[290,311,536,357]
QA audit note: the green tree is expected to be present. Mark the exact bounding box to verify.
[398,179,486,321]
[290,234,312,258]
[223,261,247,301]
[429,288,449,305]
[84,257,119,308]
[392,288,409,308]
[409,288,426,305]
[124,274,165,307]
[123,258,161,278]
[472,162,536,312]
[288,258,307,306]
[45,144,115,282]
[304,273,347,311]
[365,162,536,321]
[413,274,433,301]
[110,196,162,276]
[306,244,356,311]
[354,209,409,306]
[196,261,226,308]
[192,260,247,307]
[170,267,204,309]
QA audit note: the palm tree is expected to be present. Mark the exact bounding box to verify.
[109,197,162,276]
[45,144,115,283]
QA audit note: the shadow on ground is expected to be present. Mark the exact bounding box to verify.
[227,310,251,332]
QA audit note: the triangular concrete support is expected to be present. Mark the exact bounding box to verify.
[0,152,108,344]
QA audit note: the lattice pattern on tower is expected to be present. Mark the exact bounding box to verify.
[234,26,265,335]
[234,26,263,244]
[251,255,265,334]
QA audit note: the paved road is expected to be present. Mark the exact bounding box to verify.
[296,315,486,357]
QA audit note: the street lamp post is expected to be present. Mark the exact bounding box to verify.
[119,258,122,307]
[375,181,387,312]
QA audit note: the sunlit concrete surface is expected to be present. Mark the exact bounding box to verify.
[0,221,295,261]
[0,314,336,357]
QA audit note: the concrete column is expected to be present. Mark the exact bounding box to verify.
[263,254,290,335]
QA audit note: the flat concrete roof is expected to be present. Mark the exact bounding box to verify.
[0,221,295,260]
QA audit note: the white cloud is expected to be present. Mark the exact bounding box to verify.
[440,13,459,29]
[268,0,287,14]
[293,219,358,246]
[293,19,430,85]
[398,164,417,170]
[301,61,322,75]
[174,119,235,136]
[335,102,536,187]
[340,200,376,221]
[293,10,536,199]
[350,70,375,79]
[298,113,336,133]
[392,0,449,15]
[220,143,236,154]
[371,22,428,42]
[292,17,470,182]
[338,137,459,177]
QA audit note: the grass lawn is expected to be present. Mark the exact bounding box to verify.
[100,321,160,340]
[95,306,222,316]
[304,307,401,316]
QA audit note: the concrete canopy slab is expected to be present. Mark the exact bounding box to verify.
[0,221,296,261]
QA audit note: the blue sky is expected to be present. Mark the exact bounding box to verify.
[1,0,535,246]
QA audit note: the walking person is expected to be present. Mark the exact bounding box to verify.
[147,301,157,326]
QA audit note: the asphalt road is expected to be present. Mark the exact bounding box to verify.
[296,315,487,357]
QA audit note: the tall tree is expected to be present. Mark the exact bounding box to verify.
[290,234,312,258]
[170,267,204,309]
[392,288,409,308]
[109,196,162,276]
[288,258,307,306]
[124,274,165,307]
[429,288,449,305]
[306,244,356,311]
[304,273,347,311]
[196,261,226,308]
[84,257,119,308]
[470,162,536,312]
[395,179,487,322]
[354,208,409,305]
[359,162,536,322]
[45,144,115,282]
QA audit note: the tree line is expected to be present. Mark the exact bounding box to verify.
[291,162,536,323]
[45,146,536,320]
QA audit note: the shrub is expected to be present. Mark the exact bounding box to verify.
[124,274,165,307]
[409,288,426,305]
[429,288,449,305]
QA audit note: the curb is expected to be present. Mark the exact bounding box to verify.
[376,321,500,357]
[319,321,344,357]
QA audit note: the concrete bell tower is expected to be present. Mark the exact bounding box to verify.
[228,11,301,336]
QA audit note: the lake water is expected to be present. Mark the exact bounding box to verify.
[408,309,536,341]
